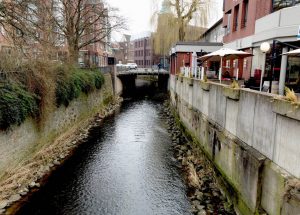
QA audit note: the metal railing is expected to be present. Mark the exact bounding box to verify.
[180,66,202,79]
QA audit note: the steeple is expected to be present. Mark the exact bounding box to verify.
[160,0,171,14]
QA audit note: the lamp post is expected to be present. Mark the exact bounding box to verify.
[260,42,271,91]
[219,53,225,83]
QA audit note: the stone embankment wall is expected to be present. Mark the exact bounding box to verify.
[169,75,300,215]
[0,73,114,177]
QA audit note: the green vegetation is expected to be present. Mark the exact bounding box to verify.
[55,68,104,107]
[0,66,105,130]
[0,83,39,130]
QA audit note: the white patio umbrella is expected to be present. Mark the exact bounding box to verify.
[283,48,300,57]
[198,48,253,83]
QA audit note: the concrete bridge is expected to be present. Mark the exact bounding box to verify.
[116,68,169,76]
[114,68,169,95]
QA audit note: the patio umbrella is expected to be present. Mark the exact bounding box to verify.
[198,48,253,82]
[283,48,300,57]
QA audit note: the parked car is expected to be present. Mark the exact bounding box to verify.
[127,63,138,70]
[78,62,86,68]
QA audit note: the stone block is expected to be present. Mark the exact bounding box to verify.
[272,98,300,121]
[215,85,227,128]
[208,86,217,123]
[232,140,266,213]
[261,162,289,215]
[225,99,238,136]
[252,94,276,159]
[236,90,256,146]
[202,91,209,117]
[274,115,300,178]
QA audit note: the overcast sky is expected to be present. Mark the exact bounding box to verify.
[107,0,223,42]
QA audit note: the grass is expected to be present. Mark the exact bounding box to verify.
[229,80,239,89]
[284,87,298,103]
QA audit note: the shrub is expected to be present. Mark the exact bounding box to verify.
[0,63,105,130]
[0,83,40,130]
[55,68,104,107]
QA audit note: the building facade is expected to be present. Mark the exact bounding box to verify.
[223,0,300,94]
[0,0,111,67]
[169,41,223,75]
[112,34,134,65]
[200,18,224,43]
[133,36,154,68]
[78,0,111,67]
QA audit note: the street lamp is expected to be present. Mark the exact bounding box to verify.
[260,42,271,91]
[219,53,225,83]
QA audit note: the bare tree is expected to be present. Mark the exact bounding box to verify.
[1,0,125,63]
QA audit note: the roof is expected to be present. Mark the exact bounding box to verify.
[202,18,223,36]
[170,41,223,54]
[174,41,223,47]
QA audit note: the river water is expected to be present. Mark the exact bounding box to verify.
[16,94,192,214]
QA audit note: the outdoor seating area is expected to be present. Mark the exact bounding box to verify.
[176,47,300,96]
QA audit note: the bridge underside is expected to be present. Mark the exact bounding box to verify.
[117,73,169,95]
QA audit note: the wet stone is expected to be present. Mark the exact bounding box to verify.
[0,200,8,209]
[9,194,21,202]
[197,210,207,215]
[53,160,60,165]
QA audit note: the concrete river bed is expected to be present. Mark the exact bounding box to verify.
[16,98,192,215]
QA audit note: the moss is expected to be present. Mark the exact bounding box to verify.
[169,102,258,215]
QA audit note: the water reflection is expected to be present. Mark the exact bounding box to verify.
[17,99,191,215]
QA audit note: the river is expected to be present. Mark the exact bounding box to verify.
[16,89,192,215]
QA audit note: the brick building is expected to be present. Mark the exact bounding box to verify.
[0,0,111,67]
[169,41,223,75]
[222,0,273,80]
[112,34,134,64]
[223,0,300,94]
[133,35,155,68]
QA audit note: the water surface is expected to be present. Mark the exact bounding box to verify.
[17,99,191,215]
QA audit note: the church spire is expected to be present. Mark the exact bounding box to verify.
[160,0,171,14]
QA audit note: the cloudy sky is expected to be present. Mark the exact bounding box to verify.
[107,0,223,41]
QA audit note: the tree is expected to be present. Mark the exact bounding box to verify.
[1,0,125,63]
[151,0,210,56]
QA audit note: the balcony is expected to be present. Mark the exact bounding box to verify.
[254,4,300,43]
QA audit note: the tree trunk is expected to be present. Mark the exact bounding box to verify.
[179,20,185,41]
[67,41,79,66]
[67,34,79,65]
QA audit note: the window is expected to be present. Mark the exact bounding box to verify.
[242,0,248,28]
[225,10,231,35]
[233,5,239,31]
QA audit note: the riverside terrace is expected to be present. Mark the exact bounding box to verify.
[169,74,300,214]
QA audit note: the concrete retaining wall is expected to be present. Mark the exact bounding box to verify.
[0,74,114,177]
[170,75,300,214]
